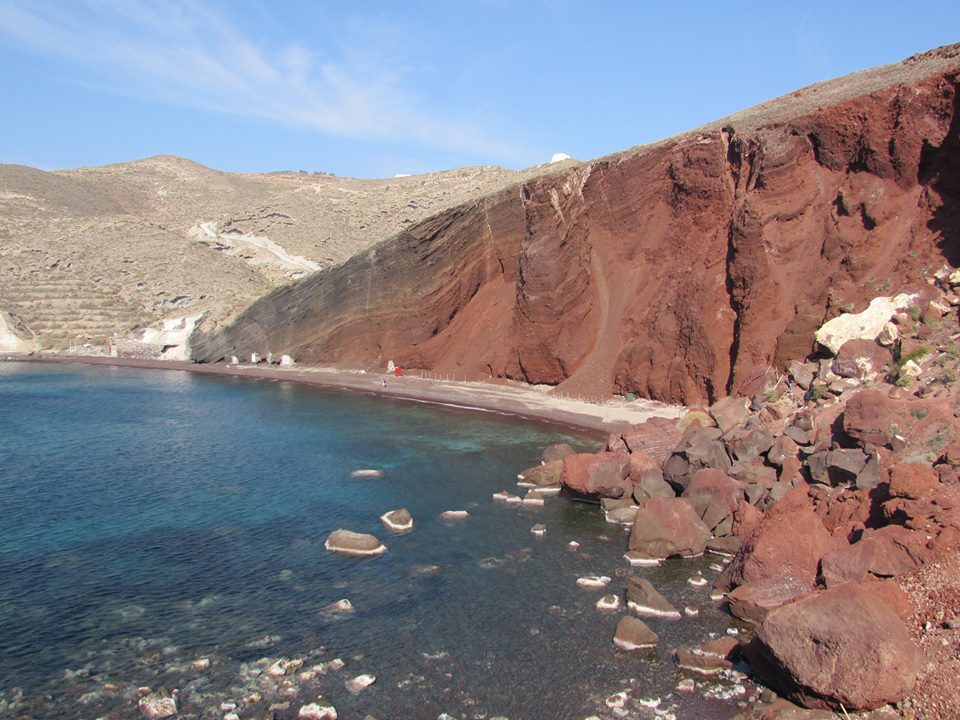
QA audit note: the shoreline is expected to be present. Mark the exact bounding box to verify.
[1,354,685,438]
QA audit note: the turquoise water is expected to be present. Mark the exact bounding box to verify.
[0,362,747,719]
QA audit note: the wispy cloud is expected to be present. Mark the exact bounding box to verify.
[0,0,527,162]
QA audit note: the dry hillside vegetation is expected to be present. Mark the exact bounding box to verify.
[0,155,572,350]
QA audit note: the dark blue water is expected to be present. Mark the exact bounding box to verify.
[0,362,747,719]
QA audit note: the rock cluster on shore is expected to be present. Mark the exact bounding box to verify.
[539,274,960,715]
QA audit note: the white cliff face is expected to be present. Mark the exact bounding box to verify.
[139,314,203,361]
[0,311,34,352]
[189,222,321,278]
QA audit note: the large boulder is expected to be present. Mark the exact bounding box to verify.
[631,466,676,504]
[724,425,774,463]
[560,452,631,498]
[628,497,711,558]
[815,293,919,355]
[681,468,745,536]
[620,416,683,464]
[727,487,835,587]
[750,583,921,710]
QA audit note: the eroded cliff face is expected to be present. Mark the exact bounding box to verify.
[193,47,960,406]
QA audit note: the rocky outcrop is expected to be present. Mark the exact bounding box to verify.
[750,583,921,711]
[194,46,960,406]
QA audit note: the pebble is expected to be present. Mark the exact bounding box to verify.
[638,696,660,708]
[299,703,338,719]
[191,657,210,670]
[684,606,700,617]
[676,679,696,692]
[687,572,707,586]
[530,523,546,536]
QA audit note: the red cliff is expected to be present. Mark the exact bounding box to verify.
[193,45,960,406]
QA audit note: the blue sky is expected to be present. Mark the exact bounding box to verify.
[0,1,957,178]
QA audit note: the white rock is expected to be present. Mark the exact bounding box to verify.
[684,605,700,617]
[577,575,611,589]
[299,703,337,720]
[901,359,923,379]
[605,691,629,708]
[624,551,661,567]
[350,469,383,478]
[815,293,919,354]
[596,594,621,611]
[229,355,240,365]
[250,352,261,364]
[345,673,376,694]
[280,354,295,366]
[322,599,355,614]
[138,693,177,719]
[567,541,580,550]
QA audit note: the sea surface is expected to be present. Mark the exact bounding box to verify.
[0,362,749,719]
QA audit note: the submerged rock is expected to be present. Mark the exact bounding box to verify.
[350,469,383,478]
[138,691,177,719]
[345,674,376,694]
[324,529,387,557]
[299,702,338,719]
[439,510,470,521]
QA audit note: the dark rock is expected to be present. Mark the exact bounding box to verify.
[751,583,921,710]
[681,468,745,534]
[662,453,692,492]
[788,361,816,390]
[767,435,800,467]
[628,497,711,558]
[679,426,733,474]
[631,468,676,503]
[783,425,811,446]
[833,339,891,380]
[725,425,775,463]
[727,576,813,624]
[826,448,867,485]
[855,455,882,490]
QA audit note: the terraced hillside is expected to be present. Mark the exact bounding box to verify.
[0,156,572,350]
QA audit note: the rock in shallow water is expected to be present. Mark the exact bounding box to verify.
[299,702,338,719]
[613,616,659,650]
[379,508,414,532]
[138,691,177,719]
[324,529,387,557]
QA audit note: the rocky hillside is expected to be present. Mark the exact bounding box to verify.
[0,155,569,350]
[194,45,960,407]
[530,269,960,717]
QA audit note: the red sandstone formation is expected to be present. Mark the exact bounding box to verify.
[194,45,960,406]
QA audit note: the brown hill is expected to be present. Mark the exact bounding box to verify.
[193,44,960,406]
[0,154,569,349]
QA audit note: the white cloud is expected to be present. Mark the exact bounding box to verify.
[0,0,528,162]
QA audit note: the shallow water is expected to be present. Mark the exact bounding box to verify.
[0,362,749,719]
